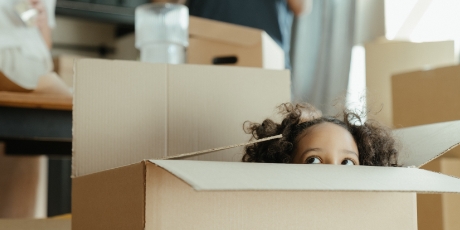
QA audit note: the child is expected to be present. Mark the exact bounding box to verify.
[242,103,398,166]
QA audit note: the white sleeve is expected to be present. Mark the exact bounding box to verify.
[43,0,56,28]
[0,27,53,89]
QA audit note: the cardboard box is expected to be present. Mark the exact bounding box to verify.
[72,59,290,177]
[364,40,455,127]
[72,120,460,230]
[392,65,460,128]
[187,16,285,70]
[417,158,460,230]
[0,219,70,230]
[53,55,81,89]
[392,65,460,230]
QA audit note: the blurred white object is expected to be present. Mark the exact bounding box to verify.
[0,0,56,90]
[135,3,188,64]
[15,0,38,27]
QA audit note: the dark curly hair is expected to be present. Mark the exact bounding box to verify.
[242,103,398,166]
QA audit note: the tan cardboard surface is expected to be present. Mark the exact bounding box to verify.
[441,158,460,230]
[144,162,416,230]
[393,120,460,167]
[73,160,417,230]
[72,162,145,230]
[418,158,460,230]
[166,64,289,160]
[73,59,168,177]
[0,219,70,230]
[150,160,460,193]
[417,159,444,230]
[365,40,455,127]
[73,59,290,177]
[187,37,264,67]
[189,16,262,47]
[393,65,460,128]
[187,16,284,69]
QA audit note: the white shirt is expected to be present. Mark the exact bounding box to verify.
[0,0,56,89]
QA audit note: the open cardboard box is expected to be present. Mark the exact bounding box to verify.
[392,65,460,230]
[72,59,291,177]
[187,16,284,70]
[364,39,455,127]
[0,219,70,230]
[73,120,460,230]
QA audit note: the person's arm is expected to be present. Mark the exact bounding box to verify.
[287,0,313,16]
[30,0,52,49]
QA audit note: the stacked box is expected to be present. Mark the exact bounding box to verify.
[393,65,460,230]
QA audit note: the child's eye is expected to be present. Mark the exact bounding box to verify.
[341,159,356,165]
[305,156,322,164]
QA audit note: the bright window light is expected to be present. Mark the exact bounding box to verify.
[346,45,366,123]
[385,0,460,60]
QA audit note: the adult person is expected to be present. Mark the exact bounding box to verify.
[0,0,70,96]
[186,0,312,69]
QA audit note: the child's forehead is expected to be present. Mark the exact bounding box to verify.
[304,122,348,134]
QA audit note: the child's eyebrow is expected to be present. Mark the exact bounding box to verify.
[300,148,322,156]
[342,149,358,157]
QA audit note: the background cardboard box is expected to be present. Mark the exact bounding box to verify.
[53,55,82,89]
[73,59,290,177]
[392,65,460,230]
[364,40,455,127]
[187,16,285,70]
[72,121,460,230]
[392,65,460,128]
[0,219,70,230]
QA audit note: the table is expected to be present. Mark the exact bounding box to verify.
[0,91,72,217]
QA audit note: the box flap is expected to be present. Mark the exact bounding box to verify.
[149,160,460,194]
[393,120,460,167]
[189,16,263,47]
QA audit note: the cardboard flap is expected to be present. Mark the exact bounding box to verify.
[149,160,460,194]
[189,16,263,47]
[393,120,460,167]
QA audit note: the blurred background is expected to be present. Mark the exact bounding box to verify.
[1,1,460,229]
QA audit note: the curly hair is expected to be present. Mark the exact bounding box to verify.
[242,103,398,166]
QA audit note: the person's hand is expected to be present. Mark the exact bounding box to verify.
[29,0,52,49]
[287,0,312,16]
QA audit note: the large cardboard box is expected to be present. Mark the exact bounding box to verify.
[72,120,460,230]
[0,219,70,230]
[364,40,455,127]
[53,55,82,89]
[72,59,290,177]
[187,16,285,70]
[417,158,460,230]
[392,65,460,128]
[392,65,460,230]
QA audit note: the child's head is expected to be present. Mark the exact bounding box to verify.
[242,103,398,166]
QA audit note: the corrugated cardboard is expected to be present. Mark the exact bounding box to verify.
[53,55,81,89]
[187,16,284,70]
[417,158,460,230]
[392,65,460,230]
[0,219,70,230]
[365,40,455,127]
[73,121,460,230]
[392,65,460,128]
[72,59,290,177]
